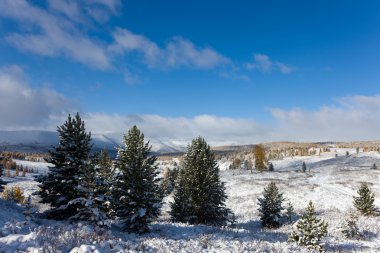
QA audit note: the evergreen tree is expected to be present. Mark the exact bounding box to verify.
[37,113,92,220]
[169,168,192,223]
[371,163,377,170]
[170,137,233,226]
[69,155,110,226]
[341,212,362,239]
[353,182,377,216]
[112,126,162,233]
[257,182,285,228]
[160,167,179,196]
[285,201,296,223]
[96,149,114,216]
[289,201,328,252]
[0,157,6,192]
[302,162,307,173]
[254,144,267,172]
[268,162,274,172]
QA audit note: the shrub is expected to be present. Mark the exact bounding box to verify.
[2,186,26,204]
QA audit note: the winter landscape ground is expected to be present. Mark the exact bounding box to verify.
[0,147,379,252]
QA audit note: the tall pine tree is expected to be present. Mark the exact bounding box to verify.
[257,182,285,228]
[170,137,233,226]
[112,126,162,233]
[37,113,92,220]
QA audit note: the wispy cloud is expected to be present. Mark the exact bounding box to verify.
[245,53,297,74]
[0,0,112,69]
[110,28,230,70]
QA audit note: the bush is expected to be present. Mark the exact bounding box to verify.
[2,186,26,204]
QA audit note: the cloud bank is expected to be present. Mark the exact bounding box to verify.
[0,65,75,130]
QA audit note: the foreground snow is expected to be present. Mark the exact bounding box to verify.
[1,150,380,252]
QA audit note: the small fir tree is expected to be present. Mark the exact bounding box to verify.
[302,162,307,173]
[353,182,377,216]
[257,182,285,228]
[371,163,377,170]
[24,196,37,222]
[0,160,6,192]
[170,137,233,226]
[112,126,162,233]
[289,201,328,252]
[254,144,267,172]
[268,162,274,172]
[341,212,362,239]
[37,113,92,220]
[285,201,296,223]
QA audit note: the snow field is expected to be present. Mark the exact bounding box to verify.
[0,149,380,252]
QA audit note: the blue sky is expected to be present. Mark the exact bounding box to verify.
[1,0,380,144]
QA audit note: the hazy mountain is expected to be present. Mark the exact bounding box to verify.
[0,130,185,154]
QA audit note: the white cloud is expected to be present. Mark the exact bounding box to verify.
[270,94,380,142]
[81,113,270,146]
[110,28,230,70]
[245,53,296,74]
[0,0,111,69]
[0,65,76,130]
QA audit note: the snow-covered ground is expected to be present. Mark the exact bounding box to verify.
[1,149,380,252]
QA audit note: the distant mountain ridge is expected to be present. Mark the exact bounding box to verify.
[0,130,185,154]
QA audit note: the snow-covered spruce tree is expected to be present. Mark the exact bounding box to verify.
[37,113,92,220]
[95,149,115,217]
[169,168,192,223]
[170,137,233,226]
[341,212,362,239]
[289,201,328,252]
[257,182,285,228]
[69,155,110,227]
[112,126,162,233]
[353,182,377,216]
